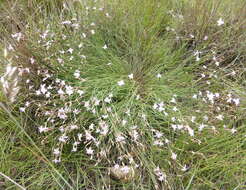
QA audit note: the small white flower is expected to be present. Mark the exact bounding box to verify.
[187,127,194,136]
[102,44,107,49]
[57,58,64,64]
[19,107,25,112]
[77,90,84,96]
[40,84,47,94]
[156,73,162,78]
[82,33,87,38]
[53,148,60,155]
[38,126,49,133]
[61,20,71,25]
[172,106,178,112]
[74,70,80,78]
[91,30,95,35]
[128,73,133,79]
[192,94,197,99]
[59,135,68,143]
[115,134,126,143]
[104,97,111,103]
[117,80,125,86]
[65,85,74,95]
[198,123,205,131]
[231,128,237,134]
[189,34,194,38]
[155,131,163,138]
[216,114,224,120]
[122,120,127,126]
[86,147,94,155]
[171,152,177,160]
[78,133,83,141]
[217,18,224,26]
[181,165,188,172]
[70,125,78,130]
[67,48,73,54]
[233,98,240,106]
[120,166,130,174]
[85,130,94,141]
[58,88,64,95]
[52,158,61,163]
[170,97,176,103]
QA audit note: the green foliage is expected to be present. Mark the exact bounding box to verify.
[0,0,245,189]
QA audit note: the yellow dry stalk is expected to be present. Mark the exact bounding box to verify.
[0,64,20,103]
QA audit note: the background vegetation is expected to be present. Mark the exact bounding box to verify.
[0,0,245,189]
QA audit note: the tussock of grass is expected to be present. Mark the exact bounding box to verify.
[0,0,245,189]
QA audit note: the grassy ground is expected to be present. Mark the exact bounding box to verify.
[0,0,245,189]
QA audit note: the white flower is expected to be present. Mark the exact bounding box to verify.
[52,158,61,163]
[77,90,84,96]
[86,147,94,155]
[58,135,68,143]
[231,128,237,134]
[156,73,162,78]
[217,18,224,26]
[117,80,125,86]
[198,123,205,131]
[115,134,126,143]
[172,106,178,112]
[58,88,64,95]
[61,20,71,25]
[53,148,60,155]
[84,101,90,109]
[153,140,164,146]
[74,70,80,78]
[170,97,176,103]
[181,165,188,172]
[233,98,240,106]
[122,119,127,126]
[171,124,177,130]
[65,85,74,95]
[40,84,47,94]
[38,126,49,133]
[187,127,194,136]
[154,131,163,138]
[78,133,83,141]
[154,167,166,182]
[11,32,22,42]
[67,48,73,54]
[120,166,130,174]
[216,114,224,120]
[191,116,196,123]
[104,97,111,103]
[85,130,94,141]
[171,152,177,160]
[102,44,107,49]
[70,125,78,130]
[130,130,139,141]
[19,107,25,112]
[196,55,200,62]
[128,73,133,79]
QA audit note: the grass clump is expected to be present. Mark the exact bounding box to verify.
[0,0,245,189]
